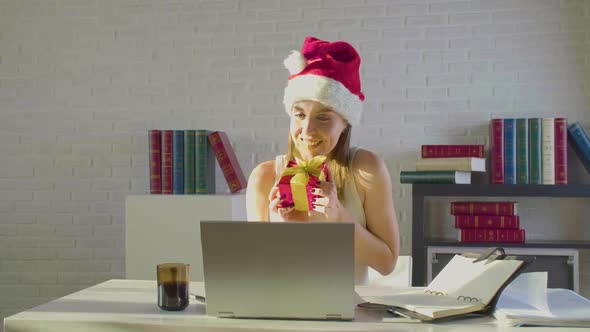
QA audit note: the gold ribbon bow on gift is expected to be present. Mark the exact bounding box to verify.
[280,155,327,211]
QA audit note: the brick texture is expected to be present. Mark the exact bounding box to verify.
[1,0,590,327]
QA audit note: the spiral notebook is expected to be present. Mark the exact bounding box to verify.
[360,250,528,321]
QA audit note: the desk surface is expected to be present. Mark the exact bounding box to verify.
[3,279,583,332]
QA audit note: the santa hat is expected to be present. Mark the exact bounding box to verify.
[283,36,365,126]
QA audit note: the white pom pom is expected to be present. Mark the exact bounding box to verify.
[283,50,307,75]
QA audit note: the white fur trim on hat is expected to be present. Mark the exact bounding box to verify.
[283,74,362,126]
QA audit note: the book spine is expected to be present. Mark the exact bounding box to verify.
[421,145,485,158]
[196,130,215,194]
[542,118,555,184]
[460,228,525,243]
[207,132,217,193]
[541,118,555,184]
[491,119,504,184]
[454,215,519,229]
[528,118,543,184]
[450,202,517,216]
[161,130,173,194]
[503,118,516,184]
[554,118,568,185]
[415,158,484,172]
[208,131,248,193]
[172,130,184,194]
[515,118,529,184]
[148,130,162,194]
[399,171,467,184]
[567,122,590,174]
[183,130,196,194]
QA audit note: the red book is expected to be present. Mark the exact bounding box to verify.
[421,145,485,158]
[490,119,504,184]
[149,130,162,194]
[554,117,568,184]
[208,131,247,193]
[460,228,525,243]
[161,130,173,194]
[454,215,519,229]
[451,201,518,216]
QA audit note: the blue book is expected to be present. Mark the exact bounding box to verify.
[567,122,590,174]
[172,130,184,194]
[503,119,516,184]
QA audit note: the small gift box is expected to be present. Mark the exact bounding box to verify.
[277,155,330,212]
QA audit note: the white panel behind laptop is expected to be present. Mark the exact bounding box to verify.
[125,194,246,281]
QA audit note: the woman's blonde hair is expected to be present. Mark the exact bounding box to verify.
[285,124,352,201]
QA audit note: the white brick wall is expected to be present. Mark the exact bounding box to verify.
[1,0,590,327]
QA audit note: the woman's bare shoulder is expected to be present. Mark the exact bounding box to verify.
[351,148,386,173]
[246,160,277,222]
[350,148,391,190]
[248,160,276,189]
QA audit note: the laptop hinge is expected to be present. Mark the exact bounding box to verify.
[325,314,342,320]
[217,311,235,318]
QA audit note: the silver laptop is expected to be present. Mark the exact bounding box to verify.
[200,221,355,320]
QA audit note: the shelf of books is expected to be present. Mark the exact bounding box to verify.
[426,239,590,249]
[407,122,590,286]
[412,190,590,286]
[413,183,590,197]
[412,187,590,286]
[148,129,247,194]
[402,119,590,186]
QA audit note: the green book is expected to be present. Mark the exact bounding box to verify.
[183,130,196,194]
[400,171,471,184]
[528,118,543,184]
[196,130,216,194]
[516,119,529,184]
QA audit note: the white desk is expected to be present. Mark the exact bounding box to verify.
[3,279,582,332]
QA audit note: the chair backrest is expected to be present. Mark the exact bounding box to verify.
[367,255,412,287]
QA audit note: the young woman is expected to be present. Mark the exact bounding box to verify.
[246,36,400,285]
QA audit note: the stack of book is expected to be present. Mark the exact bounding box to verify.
[400,145,486,184]
[567,122,590,175]
[490,118,568,185]
[451,201,525,243]
[148,130,247,195]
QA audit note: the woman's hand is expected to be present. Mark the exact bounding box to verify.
[312,181,354,222]
[268,185,309,221]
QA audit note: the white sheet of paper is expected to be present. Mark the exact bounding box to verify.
[496,272,550,313]
[495,272,590,324]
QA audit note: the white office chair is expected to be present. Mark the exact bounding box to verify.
[367,255,413,287]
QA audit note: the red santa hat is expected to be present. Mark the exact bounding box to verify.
[283,36,365,126]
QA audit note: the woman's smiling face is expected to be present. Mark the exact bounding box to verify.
[289,100,348,160]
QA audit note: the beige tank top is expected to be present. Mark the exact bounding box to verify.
[269,147,368,285]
